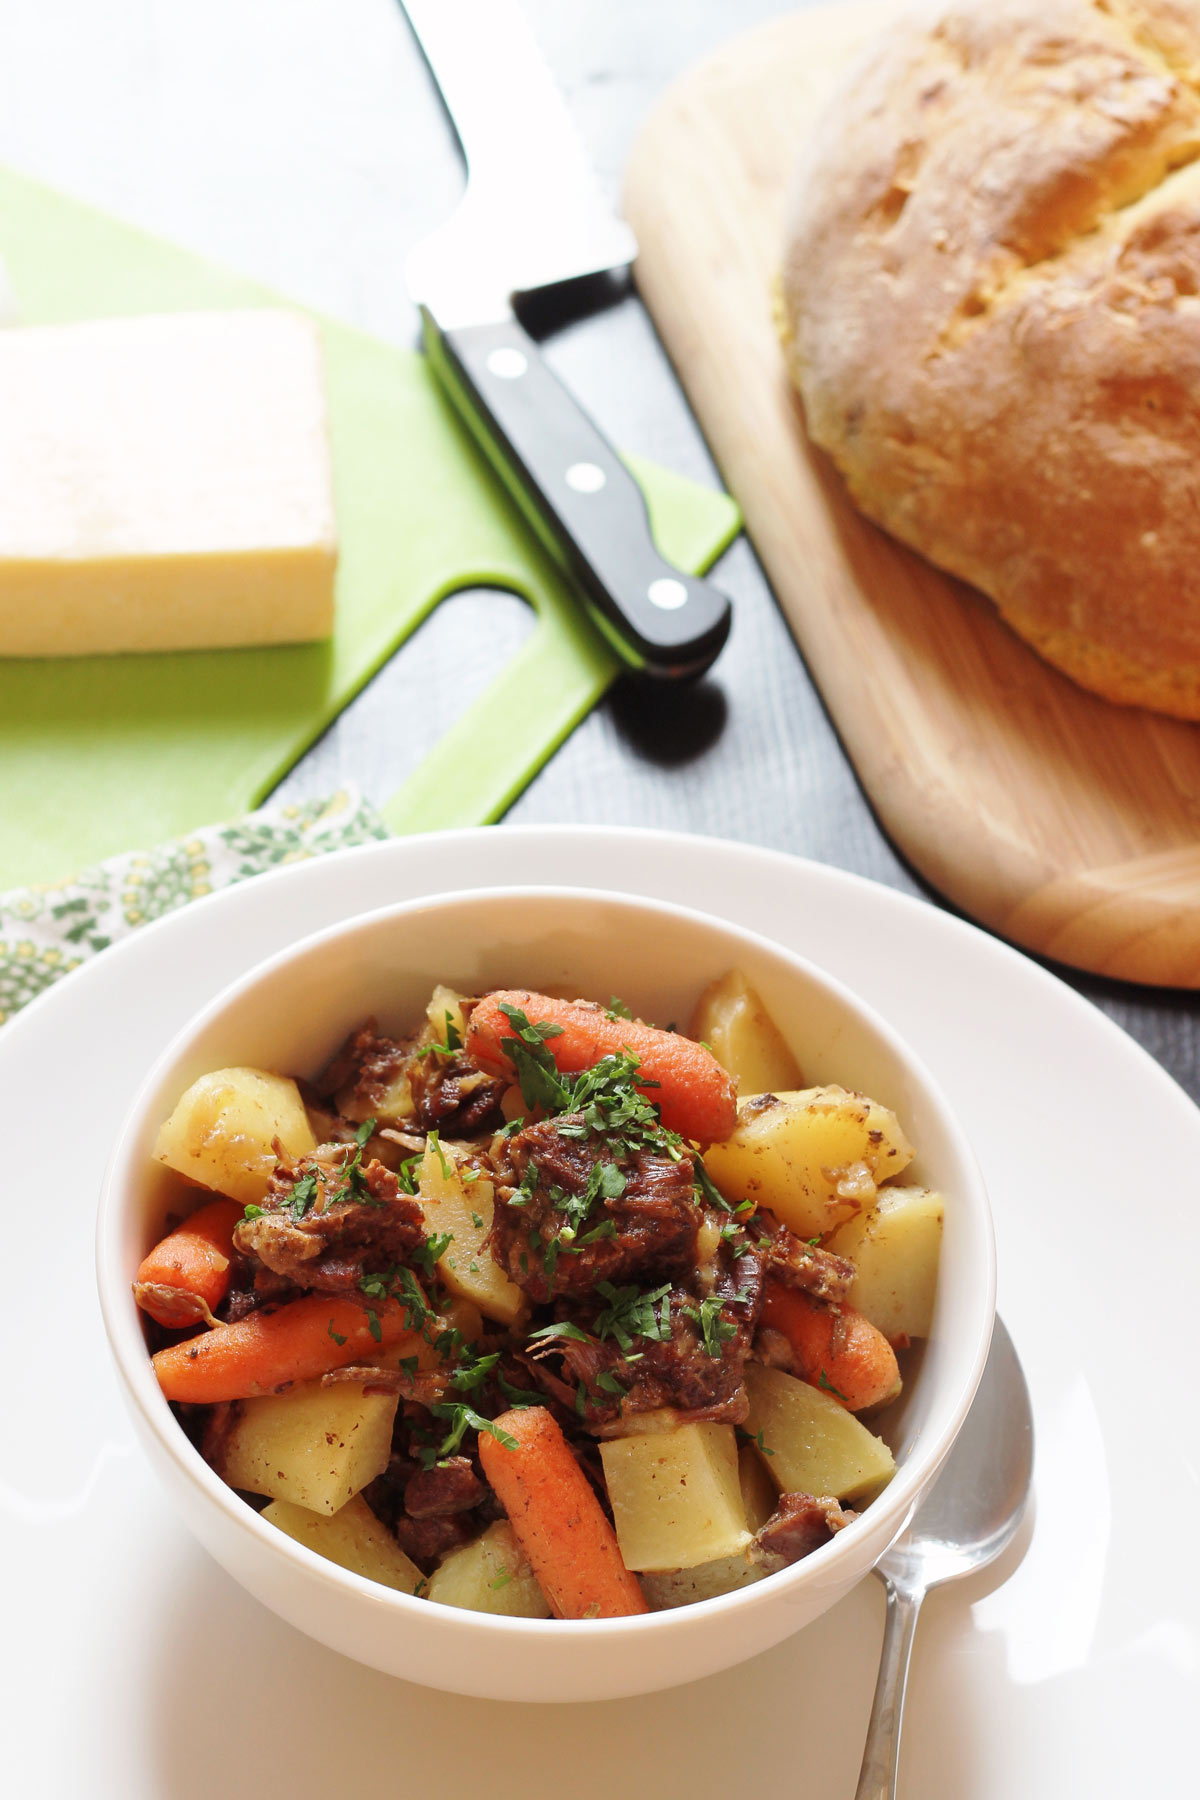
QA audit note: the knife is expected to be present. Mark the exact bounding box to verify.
[400,0,733,680]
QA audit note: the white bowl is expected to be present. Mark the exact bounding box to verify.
[97,885,995,1702]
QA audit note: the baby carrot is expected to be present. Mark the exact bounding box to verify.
[134,1198,244,1329]
[762,1281,901,1413]
[478,1406,648,1620]
[467,989,738,1144]
[152,1292,423,1404]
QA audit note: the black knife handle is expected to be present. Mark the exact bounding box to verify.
[425,313,732,679]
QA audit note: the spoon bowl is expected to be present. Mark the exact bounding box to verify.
[855,1314,1034,1798]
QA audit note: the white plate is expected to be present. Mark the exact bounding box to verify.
[3,827,1196,1798]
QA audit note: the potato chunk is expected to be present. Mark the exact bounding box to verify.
[690,968,803,1095]
[633,1442,779,1608]
[262,1494,424,1594]
[217,1378,398,1515]
[154,1066,316,1205]
[599,1422,751,1572]
[825,1186,944,1340]
[428,1520,551,1619]
[744,1365,895,1503]
[417,1143,527,1328]
[702,1086,913,1239]
[639,1551,766,1610]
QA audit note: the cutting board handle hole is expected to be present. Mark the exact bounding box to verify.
[269,585,533,807]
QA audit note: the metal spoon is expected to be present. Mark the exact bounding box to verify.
[853,1315,1034,1800]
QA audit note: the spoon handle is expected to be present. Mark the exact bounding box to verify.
[853,1576,926,1800]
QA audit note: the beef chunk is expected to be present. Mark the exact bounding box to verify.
[527,1229,768,1432]
[220,1262,298,1322]
[763,1225,856,1303]
[318,1018,506,1136]
[565,1293,751,1424]
[407,1053,508,1137]
[364,1444,499,1574]
[233,1145,425,1292]
[317,1021,415,1123]
[403,1455,486,1519]
[393,1512,477,1571]
[491,1114,701,1302]
[755,1492,855,1565]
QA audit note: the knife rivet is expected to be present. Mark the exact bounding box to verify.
[486,348,528,380]
[647,578,688,611]
[565,462,606,494]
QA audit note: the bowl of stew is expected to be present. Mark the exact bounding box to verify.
[97,885,995,1701]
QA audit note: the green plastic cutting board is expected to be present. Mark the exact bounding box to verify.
[0,167,739,889]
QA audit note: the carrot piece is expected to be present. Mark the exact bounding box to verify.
[151,1293,423,1404]
[478,1406,648,1620]
[467,989,738,1144]
[133,1198,244,1329]
[762,1281,901,1413]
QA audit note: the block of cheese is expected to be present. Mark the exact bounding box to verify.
[0,309,336,656]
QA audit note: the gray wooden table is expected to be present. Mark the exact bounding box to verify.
[3,0,1195,1100]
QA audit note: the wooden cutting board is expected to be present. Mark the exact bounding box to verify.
[625,0,1200,988]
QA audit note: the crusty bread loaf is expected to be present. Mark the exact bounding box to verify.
[779,0,1200,718]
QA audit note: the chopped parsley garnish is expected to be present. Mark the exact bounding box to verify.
[693,1156,737,1215]
[411,1230,453,1278]
[604,995,633,1021]
[421,1402,519,1467]
[490,1567,512,1591]
[543,1236,564,1292]
[242,1203,264,1220]
[497,1373,544,1408]
[448,1350,500,1393]
[526,1318,593,1346]
[396,1153,423,1196]
[819,1369,851,1403]
[327,1320,347,1347]
[288,1169,319,1221]
[683,1293,738,1358]
[358,1263,430,1334]
[498,1003,570,1112]
[737,1426,775,1458]
[574,1219,618,1247]
[426,1129,453,1181]
[364,1307,382,1344]
[591,1280,673,1351]
[594,1161,628,1201]
[287,1123,384,1216]
[418,1010,464,1058]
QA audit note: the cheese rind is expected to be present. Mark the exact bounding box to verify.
[0,309,337,655]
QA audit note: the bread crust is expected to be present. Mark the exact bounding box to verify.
[779,0,1200,718]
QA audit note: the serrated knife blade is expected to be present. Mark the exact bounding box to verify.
[402,0,637,326]
[399,0,732,679]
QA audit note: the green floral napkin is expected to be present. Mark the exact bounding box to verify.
[0,788,387,1025]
